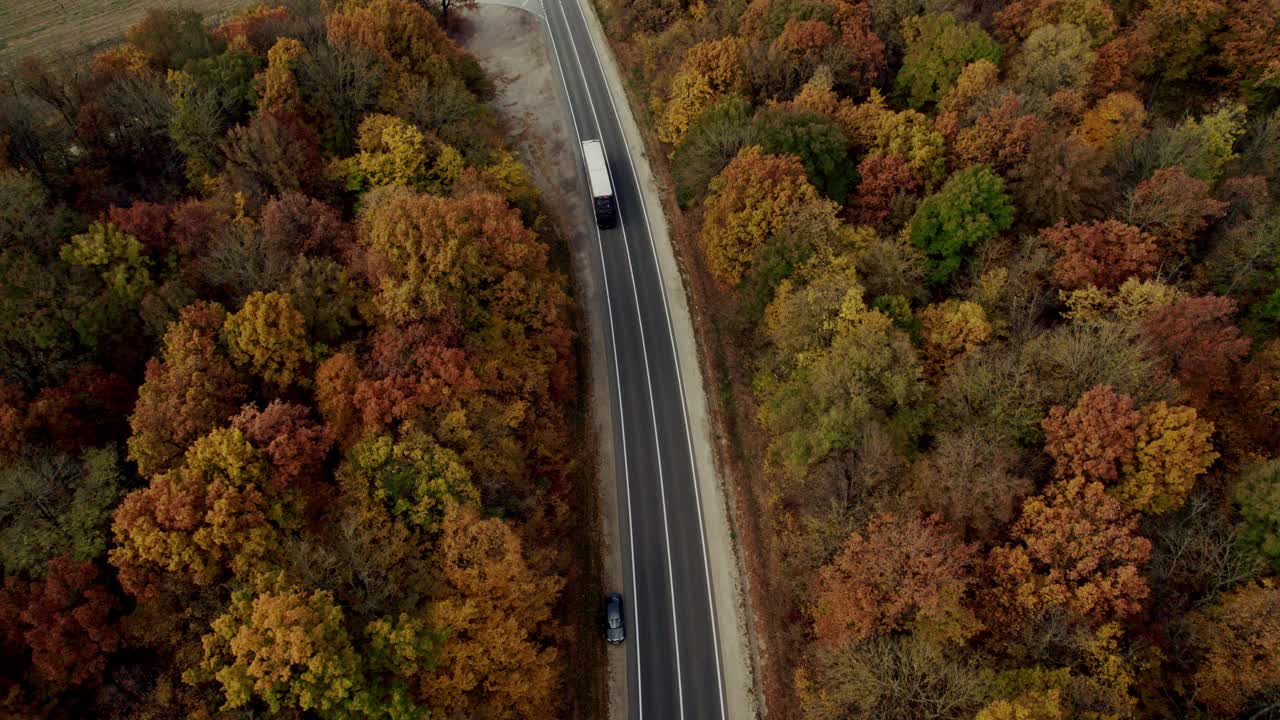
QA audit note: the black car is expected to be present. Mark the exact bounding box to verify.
[604,592,625,644]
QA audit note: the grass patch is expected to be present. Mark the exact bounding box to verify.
[0,0,244,68]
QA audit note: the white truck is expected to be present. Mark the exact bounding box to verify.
[582,139,617,229]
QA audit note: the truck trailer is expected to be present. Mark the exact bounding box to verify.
[582,139,617,229]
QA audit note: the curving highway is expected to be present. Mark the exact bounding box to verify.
[535,1,731,717]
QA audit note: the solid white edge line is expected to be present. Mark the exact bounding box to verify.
[551,2,690,719]
[565,0,730,717]
[537,8,645,719]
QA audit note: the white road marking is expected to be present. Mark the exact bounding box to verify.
[567,0,729,716]
[551,1,690,718]
[536,8,645,718]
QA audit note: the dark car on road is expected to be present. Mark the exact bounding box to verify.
[604,592,625,644]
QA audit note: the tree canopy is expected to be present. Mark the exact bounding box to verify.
[0,4,581,716]
[624,0,1280,714]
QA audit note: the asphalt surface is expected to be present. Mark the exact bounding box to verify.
[538,1,729,718]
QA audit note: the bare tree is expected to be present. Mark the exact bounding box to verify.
[419,0,479,25]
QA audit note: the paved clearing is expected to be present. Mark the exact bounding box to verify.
[0,0,243,67]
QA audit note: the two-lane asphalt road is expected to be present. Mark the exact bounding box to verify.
[538,1,729,717]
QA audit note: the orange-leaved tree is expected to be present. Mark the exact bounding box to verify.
[358,188,563,333]
[127,301,248,478]
[1186,580,1280,716]
[990,477,1151,624]
[325,0,455,88]
[1075,91,1147,156]
[211,4,291,55]
[1042,384,1141,484]
[425,504,563,719]
[953,92,1045,175]
[813,513,979,648]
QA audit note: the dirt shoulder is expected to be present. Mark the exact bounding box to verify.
[459,6,619,719]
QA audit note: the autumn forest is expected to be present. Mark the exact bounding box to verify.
[1,1,588,717]
[5,0,1280,717]
[603,0,1280,717]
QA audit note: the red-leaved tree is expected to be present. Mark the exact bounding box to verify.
[0,382,28,458]
[0,556,120,689]
[261,191,354,259]
[26,367,135,452]
[1125,166,1226,251]
[1141,295,1250,408]
[1041,219,1160,290]
[231,401,334,489]
[107,201,174,254]
[853,153,920,227]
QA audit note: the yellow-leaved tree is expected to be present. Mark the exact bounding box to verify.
[425,504,563,719]
[186,582,440,717]
[699,145,834,286]
[342,114,463,193]
[656,36,747,145]
[975,689,1066,720]
[919,299,992,372]
[1116,401,1217,513]
[255,37,307,114]
[222,291,315,388]
[1075,91,1147,156]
